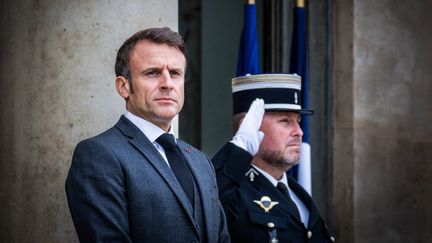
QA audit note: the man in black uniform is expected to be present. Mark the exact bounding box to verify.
[212,74,335,243]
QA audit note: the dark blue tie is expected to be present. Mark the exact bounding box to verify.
[156,133,194,205]
[277,182,301,220]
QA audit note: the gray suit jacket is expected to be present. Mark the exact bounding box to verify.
[66,116,230,243]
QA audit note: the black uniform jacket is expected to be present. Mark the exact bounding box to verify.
[212,142,335,243]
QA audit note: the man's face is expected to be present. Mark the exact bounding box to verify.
[122,40,186,130]
[256,111,303,170]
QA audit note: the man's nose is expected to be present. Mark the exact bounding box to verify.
[293,122,304,137]
[160,70,173,89]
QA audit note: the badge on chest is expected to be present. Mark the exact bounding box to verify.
[253,196,279,213]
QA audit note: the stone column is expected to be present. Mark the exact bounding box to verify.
[0,0,178,242]
[333,0,432,242]
[332,0,355,241]
[353,0,432,242]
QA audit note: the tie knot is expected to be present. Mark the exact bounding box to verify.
[277,182,287,189]
[276,182,290,196]
[156,133,177,150]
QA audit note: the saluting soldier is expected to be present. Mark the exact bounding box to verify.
[212,74,335,243]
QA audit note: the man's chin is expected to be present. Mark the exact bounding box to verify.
[282,154,300,166]
[156,108,180,119]
[285,159,299,166]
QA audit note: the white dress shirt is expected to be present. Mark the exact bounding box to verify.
[124,111,176,166]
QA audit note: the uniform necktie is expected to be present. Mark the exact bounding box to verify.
[156,133,194,205]
[276,182,301,220]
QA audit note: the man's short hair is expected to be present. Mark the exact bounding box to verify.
[114,27,186,91]
[231,112,246,134]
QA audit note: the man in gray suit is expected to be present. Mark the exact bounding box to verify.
[65,27,230,243]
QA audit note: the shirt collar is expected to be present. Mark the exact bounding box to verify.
[124,111,176,143]
[252,165,289,188]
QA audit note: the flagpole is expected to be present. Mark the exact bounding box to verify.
[296,0,305,8]
[263,0,286,72]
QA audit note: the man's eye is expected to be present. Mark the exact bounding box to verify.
[170,71,181,77]
[145,70,158,77]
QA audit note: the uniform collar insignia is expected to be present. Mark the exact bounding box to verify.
[254,196,279,213]
[245,168,259,182]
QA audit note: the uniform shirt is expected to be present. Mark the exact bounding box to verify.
[124,111,176,166]
[252,165,310,227]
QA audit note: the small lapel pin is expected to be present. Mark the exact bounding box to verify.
[185,148,191,153]
[245,168,259,181]
[254,196,279,213]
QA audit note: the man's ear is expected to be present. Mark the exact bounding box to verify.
[116,76,131,98]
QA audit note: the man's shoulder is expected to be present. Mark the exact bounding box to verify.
[212,143,253,170]
[76,116,134,146]
[74,126,120,150]
[77,116,135,143]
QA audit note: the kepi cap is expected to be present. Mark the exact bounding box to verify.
[232,73,314,115]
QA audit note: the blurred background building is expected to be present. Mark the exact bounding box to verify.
[0,0,431,242]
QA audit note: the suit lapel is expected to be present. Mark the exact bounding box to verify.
[115,116,195,223]
[288,177,321,227]
[178,140,214,240]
